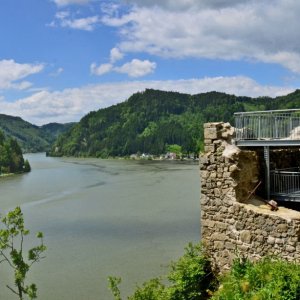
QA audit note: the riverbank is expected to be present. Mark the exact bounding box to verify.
[0,173,14,178]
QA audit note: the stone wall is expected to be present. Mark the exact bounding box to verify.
[200,122,300,271]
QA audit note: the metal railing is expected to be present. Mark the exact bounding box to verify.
[270,167,300,201]
[234,109,300,140]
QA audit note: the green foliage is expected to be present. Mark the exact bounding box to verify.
[108,277,122,300]
[109,243,300,300]
[0,130,31,175]
[167,243,215,300]
[49,89,300,158]
[166,144,182,156]
[128,279,167,300]
[108,243,215,300]
[23,159,31,172]
[0,207,46,300]
[212,256,300,300]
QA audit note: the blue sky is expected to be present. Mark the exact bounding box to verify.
[0,0,300,125]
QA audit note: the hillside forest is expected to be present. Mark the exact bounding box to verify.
[0,130,30,175]
[0,114,74,153]
[49,89,300,158]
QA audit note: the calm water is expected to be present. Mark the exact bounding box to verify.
[0,153,200,300]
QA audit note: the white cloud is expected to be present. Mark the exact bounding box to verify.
[12,81,33,90]
[90,58,156,77]
[258,52,300,74]
[101,1,300,73]
[0,59,44,90]
[90,62,113,75]
[124,0,248,10]
[50,10,99,31]
[50,67,64,77]
[115,59,156,77]
[55,11,70,20]
[90,47,154,77]
[110,47,124,63]
[61,15,99,31]
[0,76,294,125]
[53,0,91,6]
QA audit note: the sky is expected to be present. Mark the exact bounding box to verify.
[1,0,300,125]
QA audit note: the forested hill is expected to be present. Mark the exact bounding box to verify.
[49,89,300,158]
[0,114,74,153]
[0,130,31,175]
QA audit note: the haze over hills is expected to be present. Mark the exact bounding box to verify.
[0,114,74,153]
[48,89,300,158]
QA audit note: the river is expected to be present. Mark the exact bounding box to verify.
[0,153,200,300]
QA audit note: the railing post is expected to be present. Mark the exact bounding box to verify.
[264,146,270,200]
[275,116,278,139]
[258,115,261,139]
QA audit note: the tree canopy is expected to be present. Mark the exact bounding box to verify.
[0,130,31,174]
[49,89,300,158]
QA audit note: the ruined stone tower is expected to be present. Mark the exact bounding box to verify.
[200,122,300,271]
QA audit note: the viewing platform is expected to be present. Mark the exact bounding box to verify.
[234,109,300,202]
[234,109,300,147]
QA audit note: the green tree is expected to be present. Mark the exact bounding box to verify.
[23,160,31,172]
[108,243,215,300]
[166,144,182,157]
[0,207,46,300]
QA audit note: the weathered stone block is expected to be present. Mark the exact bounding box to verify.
[229,164,238,172]
[211,233,227,241]
[210,172,217,178]
[205,145,215,153]
[200,194,209,205]
[202,220,215,228]
[286,245,296,252]
[214,188,221,197]
[215,221,228,230]
[235,221,244,231]
[277,224,288,233]
[204,139,212,145]
[240,230,252,244]
[256,235,264,242]
[214,241,225,250]
[204,127,218,139]
[275,238,284,245]
[201,170,209,179]
[207,164,216,171]
[200,155,208,165]
[225,241,235,250]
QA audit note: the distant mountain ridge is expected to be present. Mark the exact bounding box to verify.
[0,114,74,153]
[48,89,300,158]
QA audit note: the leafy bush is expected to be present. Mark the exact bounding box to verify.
[109,245,300,300]
[108,243,216,300]
[128,278,167,300]
[167,243,215,300]
[212,256,300,300]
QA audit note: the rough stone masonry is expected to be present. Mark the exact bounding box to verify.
[200,122,300,271]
